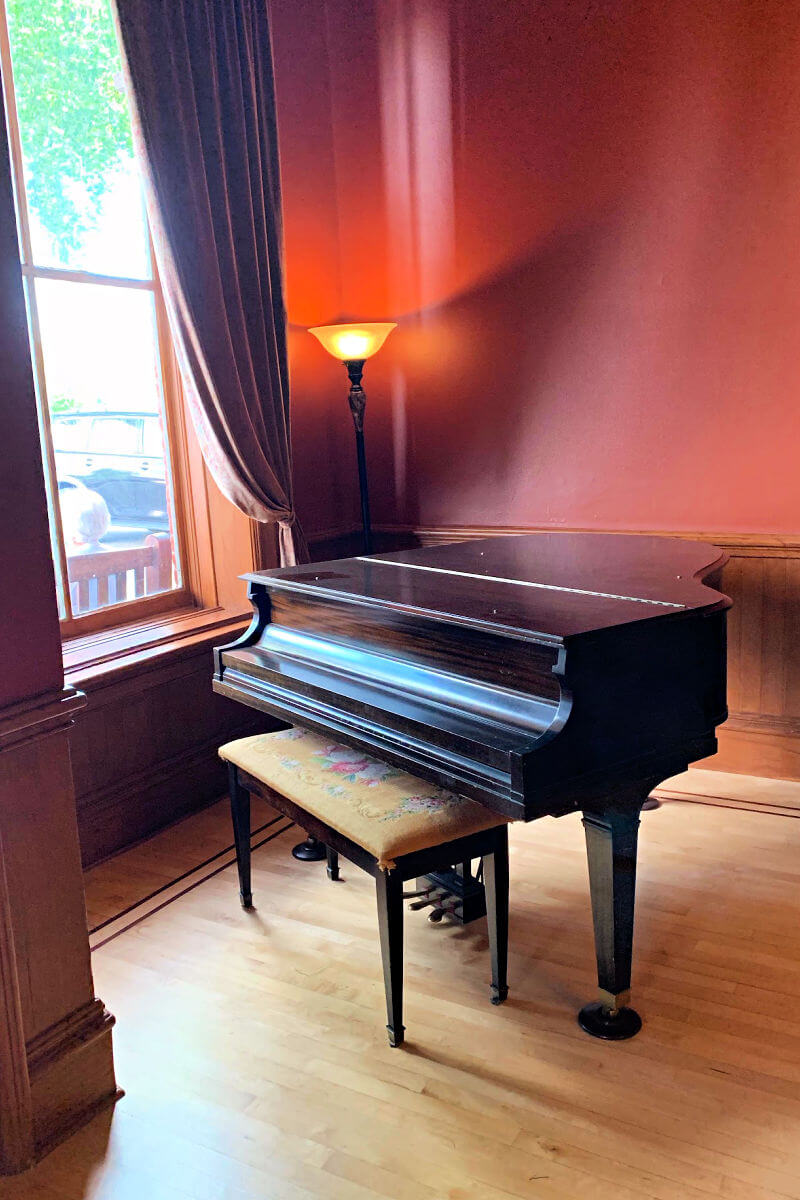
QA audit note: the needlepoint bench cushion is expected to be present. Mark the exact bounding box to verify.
[219,727,508,870]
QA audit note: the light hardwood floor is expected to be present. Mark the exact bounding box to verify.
[3,791,800,1199]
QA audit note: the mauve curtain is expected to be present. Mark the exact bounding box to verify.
[113,0,307,567]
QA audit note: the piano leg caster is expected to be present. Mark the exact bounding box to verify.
[387,1025,405,1048]
[490,985,509,1006]
[578,1000,642,1040]
[292,834,327,862]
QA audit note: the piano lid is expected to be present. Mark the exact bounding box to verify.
[243,533,729,643]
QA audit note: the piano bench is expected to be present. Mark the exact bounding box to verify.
[219,726,511,1047]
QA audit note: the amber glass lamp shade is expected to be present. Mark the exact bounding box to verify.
[308,322,396,362]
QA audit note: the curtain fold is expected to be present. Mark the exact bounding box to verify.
[113,0,307,567]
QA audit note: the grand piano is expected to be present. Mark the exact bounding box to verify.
[213,532,730,1039]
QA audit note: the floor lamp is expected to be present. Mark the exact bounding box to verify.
[309,322,396,554]
[290,323,397,865]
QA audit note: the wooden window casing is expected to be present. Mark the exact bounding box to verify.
[0,0,212,640]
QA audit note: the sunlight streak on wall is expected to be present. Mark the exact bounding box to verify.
[378,0,455,315]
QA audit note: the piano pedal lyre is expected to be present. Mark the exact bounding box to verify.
[412,860,486,926]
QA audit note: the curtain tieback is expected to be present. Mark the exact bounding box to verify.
[277,513,308,568]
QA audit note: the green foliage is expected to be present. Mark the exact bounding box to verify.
[50,392,78,414]
[6,0,134,252]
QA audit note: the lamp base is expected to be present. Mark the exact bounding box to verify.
[292,835,327,862]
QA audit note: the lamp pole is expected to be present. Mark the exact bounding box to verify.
[345,359,372,554]
[292,322,394,865]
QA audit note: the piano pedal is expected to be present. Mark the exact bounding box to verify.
[415,867,486,925]
[428,897,462,924]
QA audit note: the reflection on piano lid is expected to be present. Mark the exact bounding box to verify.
[213,533,730,822]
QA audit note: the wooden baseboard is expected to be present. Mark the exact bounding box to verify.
[26,1000,119,1160]
[711,723,800,783]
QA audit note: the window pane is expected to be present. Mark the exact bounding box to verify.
[89,416,141,455]
[36,278,181,615]
[6,0,151,279]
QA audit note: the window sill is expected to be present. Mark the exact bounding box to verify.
[64,604,252,688]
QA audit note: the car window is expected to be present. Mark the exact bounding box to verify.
[52,417,88,452]
[89,417,141,455]
[142,418,164,458]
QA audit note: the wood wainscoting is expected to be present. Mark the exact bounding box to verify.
[62,502,278,869]
[309,524,800,806]
[67,623,265,868]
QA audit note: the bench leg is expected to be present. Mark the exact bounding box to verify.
[376,869,405,1047]
[228,764,253,909]
[326,846,340,881]
[484,826,509,1004]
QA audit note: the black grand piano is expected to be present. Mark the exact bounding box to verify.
[213,532,730,1039]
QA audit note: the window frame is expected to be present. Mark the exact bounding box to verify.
[0,0,199,638]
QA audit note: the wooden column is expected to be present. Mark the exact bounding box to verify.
[0,94,117,1172]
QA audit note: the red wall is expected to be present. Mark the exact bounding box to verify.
[272,0,800,539]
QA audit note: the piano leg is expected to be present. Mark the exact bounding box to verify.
[579,806,643,1040]
[376,869,405,1047]
[228,764,253,910]
[483,827,509,1005]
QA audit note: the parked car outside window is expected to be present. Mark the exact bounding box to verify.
[51,411,170,541]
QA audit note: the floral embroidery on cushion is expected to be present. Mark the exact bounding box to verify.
[274,728,307,742]
[311,743,402,786]
[379,792,466,821]
[279,757,301,769]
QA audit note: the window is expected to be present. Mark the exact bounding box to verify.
[0,0,190,635]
